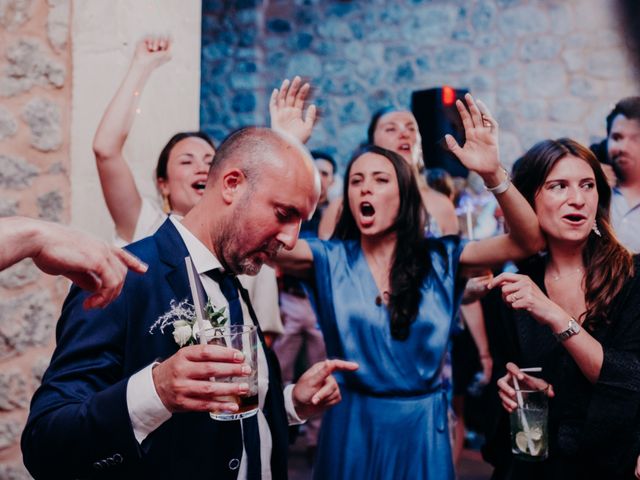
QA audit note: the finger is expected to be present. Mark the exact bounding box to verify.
[476,99,498,129]
[505,362,525,381]
[183,344,246,363]
[294,82,310,110]
[277,79,289,105]
[187,361,252,380]
[488,272,521,289]
[116,249,149,274]
[324,359,359,375]
[178,378,251,399]
[455,98,474,132]
[444,134,462,156]
[286,76,302,106]
[498,392,517,412]
[304,104,317,129]
[496,376,517,398]
[269,88,278,111]
[464,93,483,129]
[311,377,338,405]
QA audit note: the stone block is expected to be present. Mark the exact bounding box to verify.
[327,2,356,18]
[570,76,599,98]
[290,32,313,50]
[32,355,51,384]
[562,49,585,72]
[0,155,38,189]
[587,50,628,79]
[0,462,32,480]
[0,369,29,410]
[471,1,496,30]
[549,98,588,123]
[231,91,256,113]
[519,99,546,121]
[395,61,415,83]
[0,0,32,30]
[316,18,353,41]
[0,198,18,217]
[0,290,56,357]
[0,106,17,140]
[0,39,66,97]
[37,190,64,222]
[498,6,548,37]
[47,0,70,52]
[435,46,471,73]
[230,73,260,90]
[524,62,567,97]
[0,419,21,450]
[267,18,291,33]
[384,45,413,63]
[337,99,367,124]
[22,97,62,152]
[479,44,515,68]
[408,5,457,45]
[286,53,322,79]
[520,36,560,62]
[0,258,39,289]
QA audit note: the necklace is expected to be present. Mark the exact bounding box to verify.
[547,267,584,282]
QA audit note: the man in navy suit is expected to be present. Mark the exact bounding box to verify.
[21,127,358,479]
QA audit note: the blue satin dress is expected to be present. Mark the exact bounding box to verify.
[305,237,465,480]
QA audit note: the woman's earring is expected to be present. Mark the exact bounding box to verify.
[162,194,171,214]
[592,221,602,237]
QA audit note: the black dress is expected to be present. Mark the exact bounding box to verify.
[482,255,640,480]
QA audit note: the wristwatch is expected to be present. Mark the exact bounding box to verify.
[553,317,581,342]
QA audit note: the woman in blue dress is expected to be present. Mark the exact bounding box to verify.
[277,94,544,479]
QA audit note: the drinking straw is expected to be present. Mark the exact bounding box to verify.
[512,372,536,454]
[185,256,208,345]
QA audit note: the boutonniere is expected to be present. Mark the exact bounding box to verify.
[149,298,228,347]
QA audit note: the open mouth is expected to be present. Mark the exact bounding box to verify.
[397,143,411,152]
[563,213,587,223]
[192,181,206,191]
[360,202,375,217]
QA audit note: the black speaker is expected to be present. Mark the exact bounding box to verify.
[411,86,469,178]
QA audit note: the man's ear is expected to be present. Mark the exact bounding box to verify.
[220,168,245,204]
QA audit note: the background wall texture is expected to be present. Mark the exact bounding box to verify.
[201,0,638,173]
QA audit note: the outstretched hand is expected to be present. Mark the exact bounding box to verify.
[31,221,148,309]
[445,93,500,177]
[292,359,359,419]
[133,35,172,71]
[270,76,317,144]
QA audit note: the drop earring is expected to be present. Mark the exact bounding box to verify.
[592,221,602,237]
[162,194,171,214]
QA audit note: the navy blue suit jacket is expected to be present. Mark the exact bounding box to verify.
[21,220,289,479]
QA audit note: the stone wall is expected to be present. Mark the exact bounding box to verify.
[0,0,71,478]
[201,0,638,172]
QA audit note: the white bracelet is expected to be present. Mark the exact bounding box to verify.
[484,168,511,195]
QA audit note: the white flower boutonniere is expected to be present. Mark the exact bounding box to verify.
[150,298,228,347]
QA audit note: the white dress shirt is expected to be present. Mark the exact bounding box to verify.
[126,217,302,479]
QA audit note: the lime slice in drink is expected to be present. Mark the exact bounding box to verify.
[515,432,529,453]
[529,427,542,441]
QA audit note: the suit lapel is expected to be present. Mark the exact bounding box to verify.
[155,219,192,303]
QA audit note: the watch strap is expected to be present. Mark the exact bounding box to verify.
[553,317,581,342]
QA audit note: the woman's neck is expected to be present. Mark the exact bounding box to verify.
[361,231,396,265]
[546,240,585,273]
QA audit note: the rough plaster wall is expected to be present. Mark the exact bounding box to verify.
[200,0,638,173]
[0,1,71,477]
[71,0,202,240]
[0,1,201,476]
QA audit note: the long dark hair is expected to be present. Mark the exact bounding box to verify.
[155,131,215,181]
[334,145,431,340]
[512,138,633,330]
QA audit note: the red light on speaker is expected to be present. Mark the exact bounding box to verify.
[442,86,456,106]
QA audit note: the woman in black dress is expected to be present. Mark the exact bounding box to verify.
[486,138,640,479]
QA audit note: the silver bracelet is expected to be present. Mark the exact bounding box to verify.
[484,168,511,195]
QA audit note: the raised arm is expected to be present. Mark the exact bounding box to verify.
[272,237,315,278]
[0,216,147,308]
[269,76,317,144]
[92,36,172,242]
[447,94,545,268]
